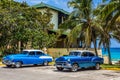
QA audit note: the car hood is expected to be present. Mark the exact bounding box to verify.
[55,56,80,61]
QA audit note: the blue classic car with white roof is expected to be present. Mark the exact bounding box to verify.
[55,50,104,72]
[2,49,53,68]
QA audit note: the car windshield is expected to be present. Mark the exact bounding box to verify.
[69,52,81,56]
[21,51,29,55]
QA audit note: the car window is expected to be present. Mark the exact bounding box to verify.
[69,52,81,56]
[89,52,95,57]
[21,51,29,55]
[81,52,88,57]
[36,52,44,55]
[29,52,35,56]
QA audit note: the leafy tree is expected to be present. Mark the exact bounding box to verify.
[32,30,57,49]
[0,0,57,54]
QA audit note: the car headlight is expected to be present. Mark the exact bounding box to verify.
[67,59,71,62]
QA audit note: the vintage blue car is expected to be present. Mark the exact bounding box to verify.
[55,50,104,72]
[2,49,53,68]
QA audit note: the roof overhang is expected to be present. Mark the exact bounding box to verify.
[32,2,69,15]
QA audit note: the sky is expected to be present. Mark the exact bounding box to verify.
[91,39,120,48]
[14,0,102,12]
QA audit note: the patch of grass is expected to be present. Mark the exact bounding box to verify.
[101,64,120,68]
[49,62,55,66]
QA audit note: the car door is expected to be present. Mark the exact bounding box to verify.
[88,52,96,66]
[27,51,37,64]
[81,52,91,68]
[35,51,44,64]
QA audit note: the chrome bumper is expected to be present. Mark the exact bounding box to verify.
[2,60,15,65]
[55,62,72,68]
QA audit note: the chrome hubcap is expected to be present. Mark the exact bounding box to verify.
[15,62,21,68]
[72,64,78,72]
[96,63,100,70]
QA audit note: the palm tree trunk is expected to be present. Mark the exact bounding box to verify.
[18,41,21,52]
[108,47,112,65]
[93,39,98,56]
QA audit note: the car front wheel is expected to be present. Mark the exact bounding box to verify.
[56,67,64,71]
[71,64,79,72]
[15,62,22,68]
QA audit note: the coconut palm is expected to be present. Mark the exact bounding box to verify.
[60,0,103,56]
[96,0,120,64]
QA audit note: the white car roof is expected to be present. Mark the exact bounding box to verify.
[70,50,92,53]
[23,49,43,52]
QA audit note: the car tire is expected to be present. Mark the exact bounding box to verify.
[6,65,12,68]
[95,63,100,70]
[43,61,48,66]
[15,62,22,68]
[71,64,79,72]
[56,67,64,71]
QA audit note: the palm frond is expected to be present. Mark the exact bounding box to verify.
[100,1,119,21]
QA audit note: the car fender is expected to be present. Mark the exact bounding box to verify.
[91,57,104,63]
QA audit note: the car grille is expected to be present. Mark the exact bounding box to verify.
[2,59,11,64]
[56,61,67,65]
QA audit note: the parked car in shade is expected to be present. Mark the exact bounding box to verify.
[55,50,104,72]
[2,49,53,68]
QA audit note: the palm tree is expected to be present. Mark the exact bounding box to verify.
[96,0,120,64]
[60,0,103,56]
